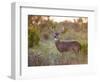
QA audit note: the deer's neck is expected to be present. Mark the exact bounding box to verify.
[54,38,60,43]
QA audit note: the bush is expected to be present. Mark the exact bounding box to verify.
[28,26,40,48]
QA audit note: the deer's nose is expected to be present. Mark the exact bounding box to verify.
[54,35,56,38]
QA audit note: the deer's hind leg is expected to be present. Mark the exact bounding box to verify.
[72,48,80,64]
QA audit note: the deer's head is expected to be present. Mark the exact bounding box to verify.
[49,27,65,41]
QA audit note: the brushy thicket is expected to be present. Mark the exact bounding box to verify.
[28,16,88,66]
[28,26,40,48]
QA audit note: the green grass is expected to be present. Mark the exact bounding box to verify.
[28,39,88,66]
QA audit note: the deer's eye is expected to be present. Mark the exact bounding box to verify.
[55,33,59,35]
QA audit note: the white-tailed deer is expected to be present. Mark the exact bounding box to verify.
[49,27,81,55]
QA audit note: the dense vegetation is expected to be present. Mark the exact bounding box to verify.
[28,15,88,66]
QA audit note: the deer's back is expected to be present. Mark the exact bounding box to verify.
[55,40,81,52]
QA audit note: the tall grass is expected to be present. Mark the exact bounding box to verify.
[28,39,87,66]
